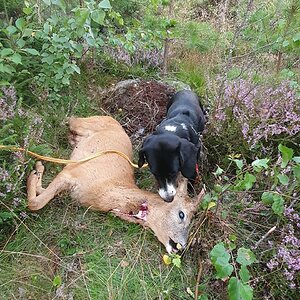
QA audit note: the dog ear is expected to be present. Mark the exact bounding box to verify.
[179,139,199,179]
[138,149,146,168]
[138,135,154,168]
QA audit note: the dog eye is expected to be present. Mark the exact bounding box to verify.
[179,211,185,220]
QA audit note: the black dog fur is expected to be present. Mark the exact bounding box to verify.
[138,90,206,202]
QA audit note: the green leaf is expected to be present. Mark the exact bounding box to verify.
[53,275,62,287]
[228,277,253,300]
[44,22,51,34]
[228,277,239,300]
[233,159,243,170]
[293,165,300,180]
[215,257,234,279]
[6,25,17,35]
[23,48,40,56]
[0,63,16,74]
[42,54,54,64]
[239,282,253,300]
[1,48,14,57]
[277,174,289,185]
[7,53,22,64]
[251,158,269,171]
[99,0,112,9]
[85,35,96,47]
[239,265,250,283]
[282,40,289,47]
[293,33,300,42]
[15,18,25,31]
[75,8,89,26]
[23,7,33,15]
[213,166,224,176]
[16,39,25,48]
[271,194,284,215]
[210,243,230,264]
[52,0,66,12]
[91,9,106,25]
[261,191,275,205]
[243,173,256,190]
[23,28,33,37]
[172,256,181,268]
[229,234,237,242]
[236,248,256,266]
[278,144,294,168]
[292,156,300,163]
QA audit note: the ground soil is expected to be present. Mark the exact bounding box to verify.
[100,79,175,147]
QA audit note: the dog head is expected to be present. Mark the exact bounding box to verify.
[138,134,199,202]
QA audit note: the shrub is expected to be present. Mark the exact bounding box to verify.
[0,86,47,238]
[212,79,300,151]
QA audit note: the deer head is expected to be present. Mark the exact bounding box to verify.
[112,177,204,253]
[148,178,204,253]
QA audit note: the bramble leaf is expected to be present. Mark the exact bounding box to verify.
[261,191,274,205]
[213,166,224,176]
[239,265,250,283]
[23,48,40,56]
[278,144,294,168]
[251,158,269,171]
[214,257,234,279]
[91,9,106,25]
[236,248,256,266]
[210,243,230,264]
[99,0,112,9]
[271,194,284,215]
[53,275,62,287]
[293,165,300,180]
[228,277,253,300]
[233,159,243,170]
[277,174,289,185]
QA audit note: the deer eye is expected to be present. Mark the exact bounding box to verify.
[179,210,185,220]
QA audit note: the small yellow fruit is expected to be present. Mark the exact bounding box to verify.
[163,254,171,265]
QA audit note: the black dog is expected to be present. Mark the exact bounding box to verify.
[138,90,206,202]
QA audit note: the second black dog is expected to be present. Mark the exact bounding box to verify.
[138,90,206,202]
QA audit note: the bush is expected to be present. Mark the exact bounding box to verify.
[0,86,49,239]
[210,79,300,156]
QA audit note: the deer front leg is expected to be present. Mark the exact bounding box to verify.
[27,161,70,211]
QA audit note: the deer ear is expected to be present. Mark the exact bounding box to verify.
[177,175,188,194]
[179,140,199,179]
[191,188,205,211]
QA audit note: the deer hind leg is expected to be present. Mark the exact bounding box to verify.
[27,161,70,211]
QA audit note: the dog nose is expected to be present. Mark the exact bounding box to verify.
[164,195,174,202]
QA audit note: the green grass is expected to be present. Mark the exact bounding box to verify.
[0,68,200,300]
[0,198,199,299]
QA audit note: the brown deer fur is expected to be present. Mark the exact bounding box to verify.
[27,116,204,253]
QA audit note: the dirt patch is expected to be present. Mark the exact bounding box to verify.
[99,79,176,146]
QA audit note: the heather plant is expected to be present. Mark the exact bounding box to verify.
[202,144,299,297]
[213,79,300,151]
[0,86,47,235]
[267,206,300,290]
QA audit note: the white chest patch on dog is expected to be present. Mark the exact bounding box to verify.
[181,123,188,130]
[165,125,177,132]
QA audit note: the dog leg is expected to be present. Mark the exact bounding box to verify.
[27,162,70,211]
